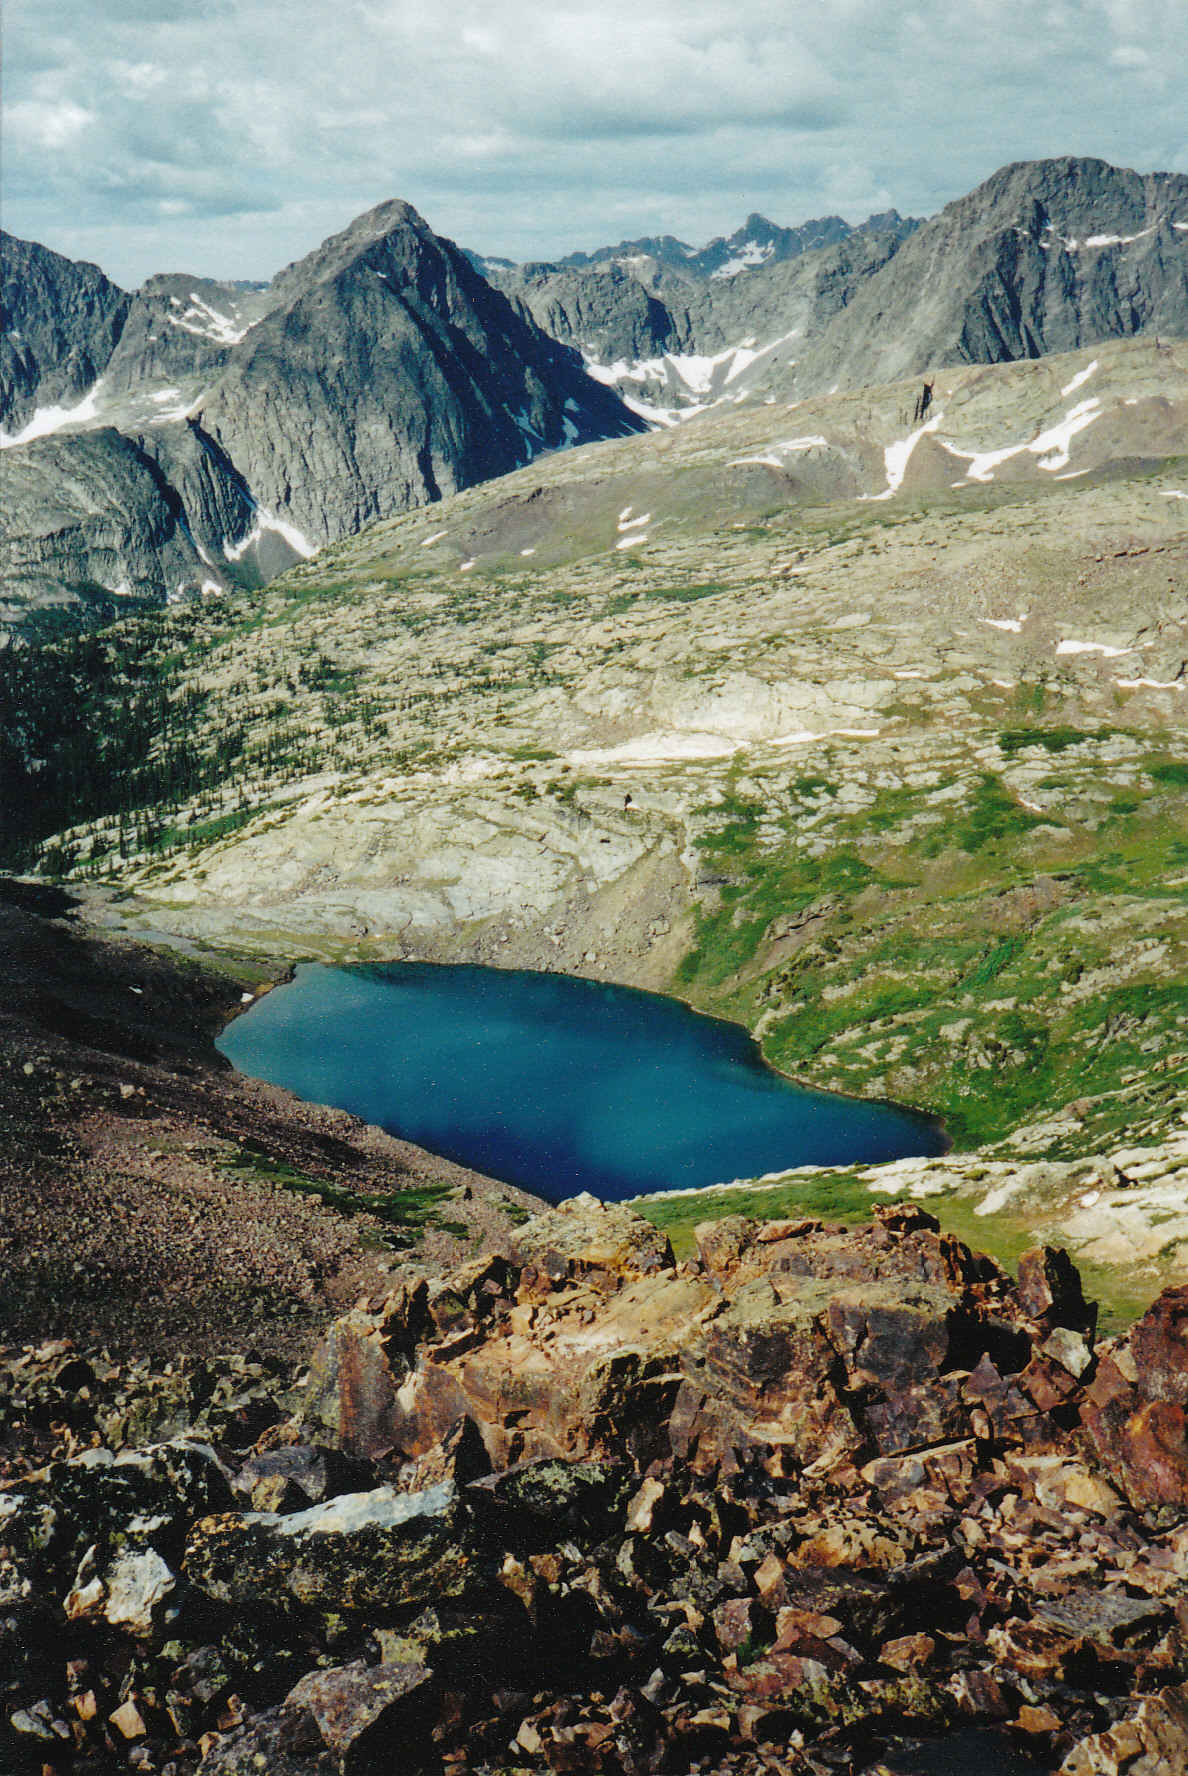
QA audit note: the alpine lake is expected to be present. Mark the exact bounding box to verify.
[216,961,947,1204]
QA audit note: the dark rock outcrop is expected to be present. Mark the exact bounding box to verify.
[0,233,130,437]
[1081,1284,1188,1508]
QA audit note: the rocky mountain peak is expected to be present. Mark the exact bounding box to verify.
[268,196,434,301]
[0,231,131,437]
[942,154,1188,241]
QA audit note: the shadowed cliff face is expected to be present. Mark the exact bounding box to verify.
[0,232,131,438]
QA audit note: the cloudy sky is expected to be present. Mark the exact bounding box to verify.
[4,0,1186,288]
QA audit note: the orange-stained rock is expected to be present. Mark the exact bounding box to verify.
[300,1201,1098,1485]
[1130,1283,1188,1406]
[1059,1681,1188,1775]
[1080,1286,1188,1509]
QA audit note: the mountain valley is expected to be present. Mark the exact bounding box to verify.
[4,328,1185,1322]
[2,152,1188,1776]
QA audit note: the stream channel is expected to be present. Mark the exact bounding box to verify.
[216,961,946,1204]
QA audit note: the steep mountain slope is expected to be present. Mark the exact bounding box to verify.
[494,231,904,415]
[0,428,213,637]
[0,232,131,439]
[2,159,1184,637]
[797,157,1188,396]
[100,273,274,399]
[197,199,643,545]
[0,203,644,637]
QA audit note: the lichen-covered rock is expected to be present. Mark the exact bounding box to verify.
[186,1480,475,1621]
[467,1455,628,1542]
[194,1704,337,1775]
[0,1438,233,1594]
[65,1542,179,1637]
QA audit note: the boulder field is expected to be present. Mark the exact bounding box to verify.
[3,1198,1187,1775]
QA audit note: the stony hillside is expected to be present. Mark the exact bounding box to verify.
[5,336,1185,1320]
[2,1194,1187,1775]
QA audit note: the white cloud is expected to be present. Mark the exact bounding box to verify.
[1,0,1185,285]
[6,98,95,151]
[112,61,170,94]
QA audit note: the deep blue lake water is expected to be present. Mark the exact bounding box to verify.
[216,962,946,1203]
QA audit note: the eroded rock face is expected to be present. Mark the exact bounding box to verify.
[1081,1287,1188,1508]
[300,1200,1071,1480]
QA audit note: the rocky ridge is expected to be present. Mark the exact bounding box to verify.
[538,208,919,283]
[496,158,1188,418]
[0,236,131,442]
[3,1197,1187,1774]
[4,157,1185,634]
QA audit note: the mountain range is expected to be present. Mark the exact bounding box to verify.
[0,203,642,637]
[471,203,919,283]
[2,155,1186,638]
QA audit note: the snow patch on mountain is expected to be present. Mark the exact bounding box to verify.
[711,241,776,279]
[223,509,317,562]
[730,435,828,468]
[861,413,944,500]
[165,293,251,346]
[946,399,1102,482]
[1061,360,1099,397]
[582,329,800,426]
[0,379,105,448]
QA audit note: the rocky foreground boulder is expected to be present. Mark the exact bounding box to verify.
[2,1199,1187,1774]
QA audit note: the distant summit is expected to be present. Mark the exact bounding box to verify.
[530,206,920,283]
